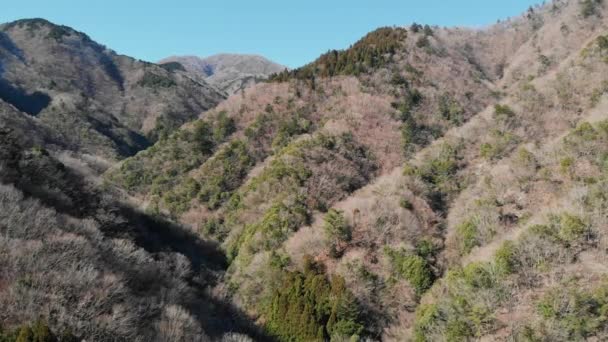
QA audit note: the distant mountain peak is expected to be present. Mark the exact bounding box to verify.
[159,53,286,95]
[0,18,225,159]
[4,18,93,43]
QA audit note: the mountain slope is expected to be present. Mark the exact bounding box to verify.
[0,124,266,341]
[107,1,608,341]
[160,54,286,95]
[3,0,608,341]
[107,23,499,341]
[0,19,225,160]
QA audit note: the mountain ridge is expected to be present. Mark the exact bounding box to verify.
[3,1,608,340]
[0,18,226,161]
[160,53,286,95]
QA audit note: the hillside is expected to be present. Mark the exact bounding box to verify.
[159,54,286,95]
[0,121,266,341]
[0,18,253,342]
[0,19,225,161]
[107,0,608,341]
[2,0,608,340]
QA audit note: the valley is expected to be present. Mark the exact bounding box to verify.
[1,1,608,341]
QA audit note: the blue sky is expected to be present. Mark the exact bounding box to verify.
[2,0,542,68]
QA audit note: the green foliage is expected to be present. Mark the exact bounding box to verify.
[15,327,32,342]
[479,143,498,160]
[0,320,67,342]
[539,54,552,68]
[438,94,464,125]
[323,209,351,243]
[562,121,608,176]
[270,27,407,81]
[244,111,312,158]
[456,220,479,256]
[30,145,49,157]
[528,214,588,245]
[557,213,588,243]
[149,113,184,142]
[269,251,291,269]
[516,147,538,169]
[390,73,408,87]
[271,114,312,152]
[416,36,430,49]
[590,81,608,106]
[423,25,434,36]
[225,132,375,264]
[197,140,255,210]
[157,137,252,215]
[581,0,603,17]
[413,304,440,342]
[535,282,608,339]
[200,217,224,237]
[413,262,499,341]
[570,122,599,141]
[399,197,414,210]
[385,248,434,295]
[460,262,497,289]
[230,197,310,261]
[415,239,438,259]
[584,180,608,212]
[159,61,186,72]
[410,23,423,33]
[108,111,238,212]
[560,157,575,175]
[494,241,517,275]
[528,223,561,243]
[417,143,461,192]
[493,104,515,122]
[137,72,176,88]
[265,258,364,341]
[162,177,200,215]
[393,87,428,153]
[415,209,595,341]
[192,120,215,154]
[407,143,463,213]
[47,25,70,41]
[213,111,237,143]
[598,35,608,52]
[479,130,519,161]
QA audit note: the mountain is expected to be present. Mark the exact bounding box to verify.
[3,0,608,340]
[159,54,286,95]
[0,18,260,342]
[108,0,608,340]
[0,120,265,341]
[0,18,225,161]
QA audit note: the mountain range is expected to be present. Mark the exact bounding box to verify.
[2,0,608,341]
[159,54,286,95]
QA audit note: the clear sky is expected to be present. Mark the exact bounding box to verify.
[1,0,543,68]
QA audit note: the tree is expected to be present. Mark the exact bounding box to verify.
[265,259,365,342]
[416,36,430,48]
[192,121,214,154]
[581,0,603,18]
[212,111,236,143]
[423,25,434,36]
[15,326,33,342]
[323,209,351,243]
[598,35,608,52]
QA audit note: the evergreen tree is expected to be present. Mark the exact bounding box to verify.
[265,258,365,342]
[323,209,351,243]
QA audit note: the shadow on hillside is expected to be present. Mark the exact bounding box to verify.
[0,78,51,116]
[0,128,274,340]
[85,113,151,157]
[0,32,25,62]
[111,205,274,341]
